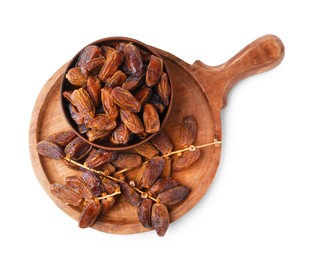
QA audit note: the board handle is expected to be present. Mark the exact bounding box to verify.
[191,34,285,109]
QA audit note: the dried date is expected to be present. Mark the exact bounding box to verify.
[77,45,102,67]
[111,87,141,113]
[110,121,131,145]
[112,153,142,169]
[79,199,102,228]
[143,103,160,134]
[85,113,117,131]
[151,203,170,237]
[148,177,179,197]
[150,132,173,155]
[101,88,119,121]
[137,157,165,189]
[70,88,95,121]
[118,180,141,207]
[64,136,92,160]
[86,76,101,107]
[46,130,76,148]
[50,183,82,206]
[137,198,153,228]
[123,43,143,75]
[98,50,124,83]
[157,185,190,205]
[134,141,159,159]
[172,149,201,172]
[66,67,88,87]
[179,115,197,148]
[120,109,144,134]
[82,171,105,197]
[65,175,93,200]
[36,140,65,160]
[105,70,127,88]
[85,149,117,168]
[157,72,170,106]
[146,55,163,87]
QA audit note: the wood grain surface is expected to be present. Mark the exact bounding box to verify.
[29,35,284,234]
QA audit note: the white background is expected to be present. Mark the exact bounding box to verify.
[1,0,314,259]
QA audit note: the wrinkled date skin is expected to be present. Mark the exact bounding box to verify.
[65,175,94,200]
[148,177,179,197]
[46,130,77,148]
[76,45,102,67]
[134,85,152,106]
[65,67,88,87]
[36,140,65,160]
[98,50,124,83]
[101,88,119,121]
[70,88,95,121]
[146,55,163,87]
[84,149,117,168]
[86,76,101,107]
[137,157,165,189]
[157,72,171,106]
[79,199,102,228]
[110,121,131,145]
[137,198,153,228]
[118,180,141,207]
[143,103,160,134]
[105,70,127,88]
[50,183,82,206]
[151,203,170,237]
[85,113,117,131]
[111,87,141,113]
[157,185,190,205]
[150,132,173,155]
[120,109,144,134]
[172,149,201,172]
[179,115,197,148]
[82,171,105,197]
[123,43,143,75]
[134,141,159,159]
[64,137,92,160]
[112,153,142,169]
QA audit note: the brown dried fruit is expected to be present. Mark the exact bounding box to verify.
[150,132,173,155]
[157,185,190,205]
[160,157,172,178]
[81,57,105,75]
[101,196,115,215]
[137,198,153,228]
[120,109,144,134]
[79,199,102,228]
[148,177,179,197]
[50,183,82,206]
[134,85,152,106]
[65,175,93,200]
[86,76,101,107]
[111,87,141,113]
[85,113,117,131]
[151,203,170,237]
[146,55,163,87]
[66,67,88,87]
[68,104,85,125]
[86,129,110,142]
[78,123,89,134]
[137,157,165,189]
[118,180,141,207]
[46,130,77,148]
[115,42,127,52]
[123,43,143,75]
[134,141,159,159]
[112,153,142,169]
[172,149,201,172]
[82,171,105,196]
[122,73,145,91]
[179,115,197,148]
[77,45,102,67]
[64,136,92,160]
[98,50,124,83]
[102,177,120,194]
[101,45,116,58]
[150,99,165,114]
[157,72,170,106]
[70,88,95,121]
[101,88,119,121]
[36,140,65,160]
[102,163,116,175]
[63,91,73,103]
[110,121,131,145]
[85,149,117,168]
[143,103,160,134]
[105,70,127,88]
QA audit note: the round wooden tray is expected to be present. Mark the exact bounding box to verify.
[29,35,284,234]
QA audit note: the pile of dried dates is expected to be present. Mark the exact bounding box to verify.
[62,41,171,145]
[36,115,200,236]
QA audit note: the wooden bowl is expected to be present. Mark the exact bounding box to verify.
[60,36,173,151]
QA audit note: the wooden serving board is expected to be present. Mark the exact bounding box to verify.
[29,35,284,234]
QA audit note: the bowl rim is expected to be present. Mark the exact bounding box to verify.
[60,36,173,151]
